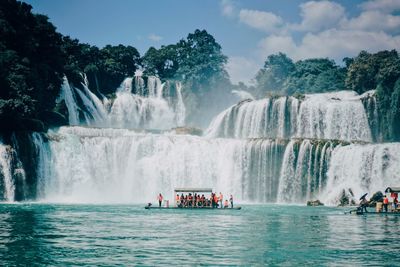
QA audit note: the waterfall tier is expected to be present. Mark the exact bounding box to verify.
[59,75,185,130]
[1,127,398,205]
[206,91,373,142]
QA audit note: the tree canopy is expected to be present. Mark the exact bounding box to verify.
[0,0,65,129]
[254,53,346,96]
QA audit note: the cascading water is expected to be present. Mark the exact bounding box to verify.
[59,75,185,129]
[320,142,400,205]
[277,139,338,203]
[206,91,372,142]
[0,143,14,201]
[2,72,399,205]
[35,127,245,203]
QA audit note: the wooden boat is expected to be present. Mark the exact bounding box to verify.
[145,206,241,210]
[345,186,400,215]
[346,210,400,215]
[145,187,241,210]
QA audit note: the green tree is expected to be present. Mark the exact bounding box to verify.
[284,58,345,94]
[175,29,228,91]
[255,53,295,95]
[142,45,179,80]
[0,0,65,130]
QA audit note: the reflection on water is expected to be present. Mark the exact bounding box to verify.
[0,204,400,266]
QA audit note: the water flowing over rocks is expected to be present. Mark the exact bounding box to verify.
[1,81,399,205]
[206,91,372,142]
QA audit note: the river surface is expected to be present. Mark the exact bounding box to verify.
[0,204,399,266]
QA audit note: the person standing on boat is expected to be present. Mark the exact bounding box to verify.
[230,195,233,208]
[383,195,389,212]
[219,192,223,208]
[359,197,368,213]
[158,193,163,207]
[393,196,398,210]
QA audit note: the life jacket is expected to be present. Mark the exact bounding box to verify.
[219,194,223,201]
[158,195,163,201]
[383,197,389,204]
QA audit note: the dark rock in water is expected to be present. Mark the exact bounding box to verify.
[39,111,68,127]
[171,127,203,136]
[337,189,356,206]
[370,191,384,202]
[307,200,324,206]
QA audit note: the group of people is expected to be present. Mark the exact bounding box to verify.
[175,192,234,208]
[359,193,398,213]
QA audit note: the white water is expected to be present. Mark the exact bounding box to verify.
[320,142,400,205]
[36,127,244,203]
[2,76,399,205]
[59,75,186,130]
[206,91,372,142]
[59,77,80,125]
[0,143,14,201]
[29,127,334,204]
[231,90,255,100]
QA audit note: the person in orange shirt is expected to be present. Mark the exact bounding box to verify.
[383,195,389,212]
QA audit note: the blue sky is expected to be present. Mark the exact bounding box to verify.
[24,0,400,84]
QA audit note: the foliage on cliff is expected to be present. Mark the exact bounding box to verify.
[253,51,400,141]
[62,37,141,95]
[0,0,65,130]
[254,53,346,96]
[345,50,400,141]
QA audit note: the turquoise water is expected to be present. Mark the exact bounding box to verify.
[1,204,400,266]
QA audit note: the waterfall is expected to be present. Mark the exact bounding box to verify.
[240,139,287,202]
[320,143,400,205]
[2,72,398,205]
[175,82,186,126]
[0,143,14,201]
[206,91,372,142]
[35,127,244,203]
[277,139,338,203]
[58,75,186,130]
[59,76,80,125]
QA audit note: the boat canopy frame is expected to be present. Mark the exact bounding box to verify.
[385,187,400,193]
[174,188,213,193]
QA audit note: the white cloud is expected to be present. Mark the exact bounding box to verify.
[226,56,260,84]
[360,0,400,13]
[291,1,346,32]
[258,35,297,59]
[221,0,236,18]
[258,29,400,62]
[226,0,400,73]
[148,33,163,42]
[343,10,400,34]
[239,9,284,32]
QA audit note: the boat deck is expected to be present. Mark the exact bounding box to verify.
[346,210,400,215]
[145,206,241,210]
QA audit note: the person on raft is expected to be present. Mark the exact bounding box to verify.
[359,196,369,213]
[383,195,389,212]
[158,193,163,207]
